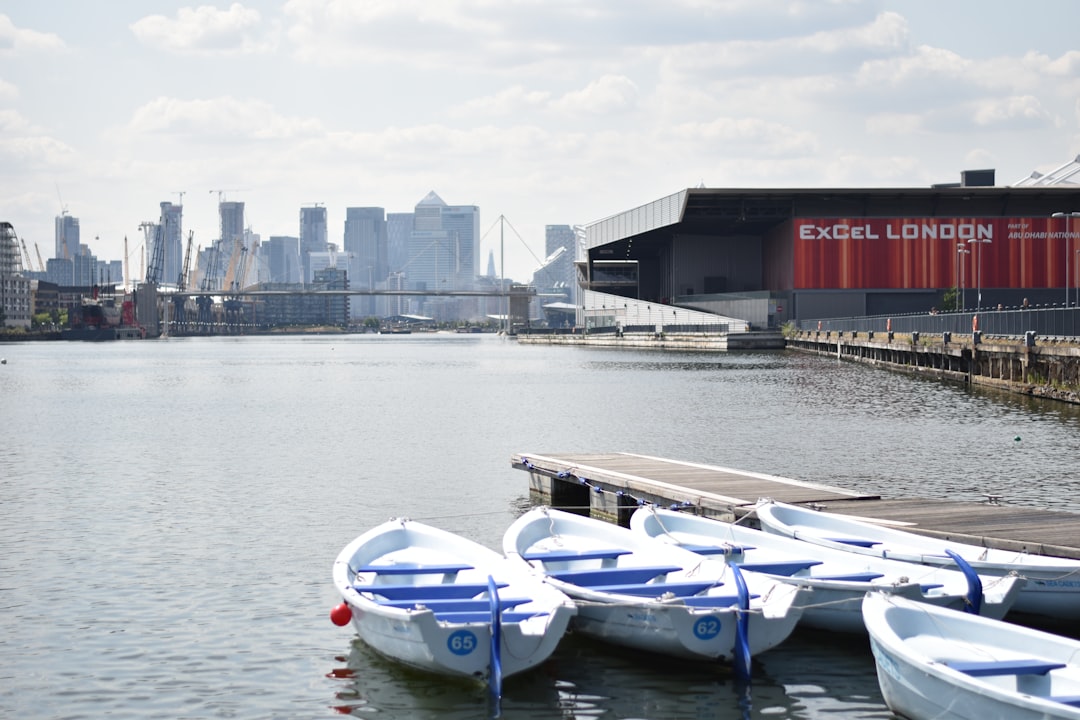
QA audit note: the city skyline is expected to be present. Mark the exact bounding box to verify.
[3,2,1079,281]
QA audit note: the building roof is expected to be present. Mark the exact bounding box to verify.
[1012,154,1080,187]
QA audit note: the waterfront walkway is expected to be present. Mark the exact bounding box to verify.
[512,451,1080,560]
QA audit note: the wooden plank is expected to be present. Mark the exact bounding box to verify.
[513,452,1080,560]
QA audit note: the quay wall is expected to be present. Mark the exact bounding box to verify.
[787,329,1080,404]
[514,329,784,350]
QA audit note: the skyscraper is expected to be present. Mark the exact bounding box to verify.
[54,213,79,261]
[343,207,387,289]
[264,236,302,284]
[300,205,328,284]
[343,207,387,318]
[404,192,480,292]
[219,201,244,247]
[160,201,184,287]
[386,212,413,275]
[443,203,480,288]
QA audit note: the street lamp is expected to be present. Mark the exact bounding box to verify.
[956,243,970,310]
[1051,212,1080,306]
[968,237,992,311]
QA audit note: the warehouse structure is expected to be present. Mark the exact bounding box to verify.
[578,160,1080,329]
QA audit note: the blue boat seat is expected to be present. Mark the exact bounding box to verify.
[522,548,631,562]
[377,597,530,611]
[1050,696,1080,707]
[681,543,754,555]
[679,594,759,608]
[356,562,473,575]
[944,658,1066,676]
[357,582,508,600]
[590,580,718,597]
[824,536,881,548]
[919,584,944,591]
[734,560,822,575]
[812,572,885,582]
[549,565,682,586]
[434,610,550,623]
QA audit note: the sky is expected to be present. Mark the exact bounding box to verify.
[3,0,1080,283]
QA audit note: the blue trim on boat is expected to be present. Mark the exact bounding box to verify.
[734,560,822,575]
[588,580,719,597]
[548,565,682,586]
[355,562,473,575]
[358,582,508,600]
[522,548,631,562]
[945,658,1065,676]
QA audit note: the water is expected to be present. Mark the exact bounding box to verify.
[2,334,1079,719]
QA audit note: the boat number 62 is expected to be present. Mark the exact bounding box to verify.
[447,630,478,656]
[693,616,722,640]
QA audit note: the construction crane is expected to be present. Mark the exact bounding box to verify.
[222,238,245,291]
[139,220,165,285]
[18,235,34,273]
[123,236,130,289]
[209,189,247,203]
[178,231,194,291]
[174,191,186,206]
[33,241,45,272]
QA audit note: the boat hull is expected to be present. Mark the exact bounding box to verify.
[503,507,803,664]
[864,593,1080,720]
[629,506,1021,633]
[333,519,576,686]
[756,500,1080,619]
[567,592,800,660]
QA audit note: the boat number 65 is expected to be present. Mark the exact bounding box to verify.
[447,630,478,656]
[693,616,722,640]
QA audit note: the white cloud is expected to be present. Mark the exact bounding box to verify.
[0,13,67,55]
[127,97,324,141]
[450,86,552,118]
[130,4,274,55]
[856,44,972,87]
[550,76,640,115]
[865,113,924,136]
[0,77,18,103]
[0,110,77,167]
[671,117,818,157]
[973,95,1053,129]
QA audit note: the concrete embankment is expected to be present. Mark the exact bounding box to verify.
[513,329,785,351]
[787,330,1080,405]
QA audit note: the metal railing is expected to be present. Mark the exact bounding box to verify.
[799,305,1080,340]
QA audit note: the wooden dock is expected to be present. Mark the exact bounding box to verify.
[512,451,1080,560]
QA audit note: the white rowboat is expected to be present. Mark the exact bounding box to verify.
[332,518,576,695]
[503,507,805,677]
[755,499,1080,619]
[863,592,1080,719]
[630,506,1022,632]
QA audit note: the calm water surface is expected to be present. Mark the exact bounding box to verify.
[2,334,1079,719]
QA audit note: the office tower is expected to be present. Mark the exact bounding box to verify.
[442,203,480,288]
[386,212,413,275]
[405,191,480,292]
[300,205,328,284]
[545,224,576,258]
[344,207,387,318]
[542,224,579,306]
[220,201,244,247]
[160,202,184,287]
[55,213,79,261]
[343,207,387,289]
[265,236,302,284]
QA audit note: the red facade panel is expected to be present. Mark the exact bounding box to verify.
[793,217,1080,290]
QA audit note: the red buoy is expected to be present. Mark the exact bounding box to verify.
[330,602,353,627]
